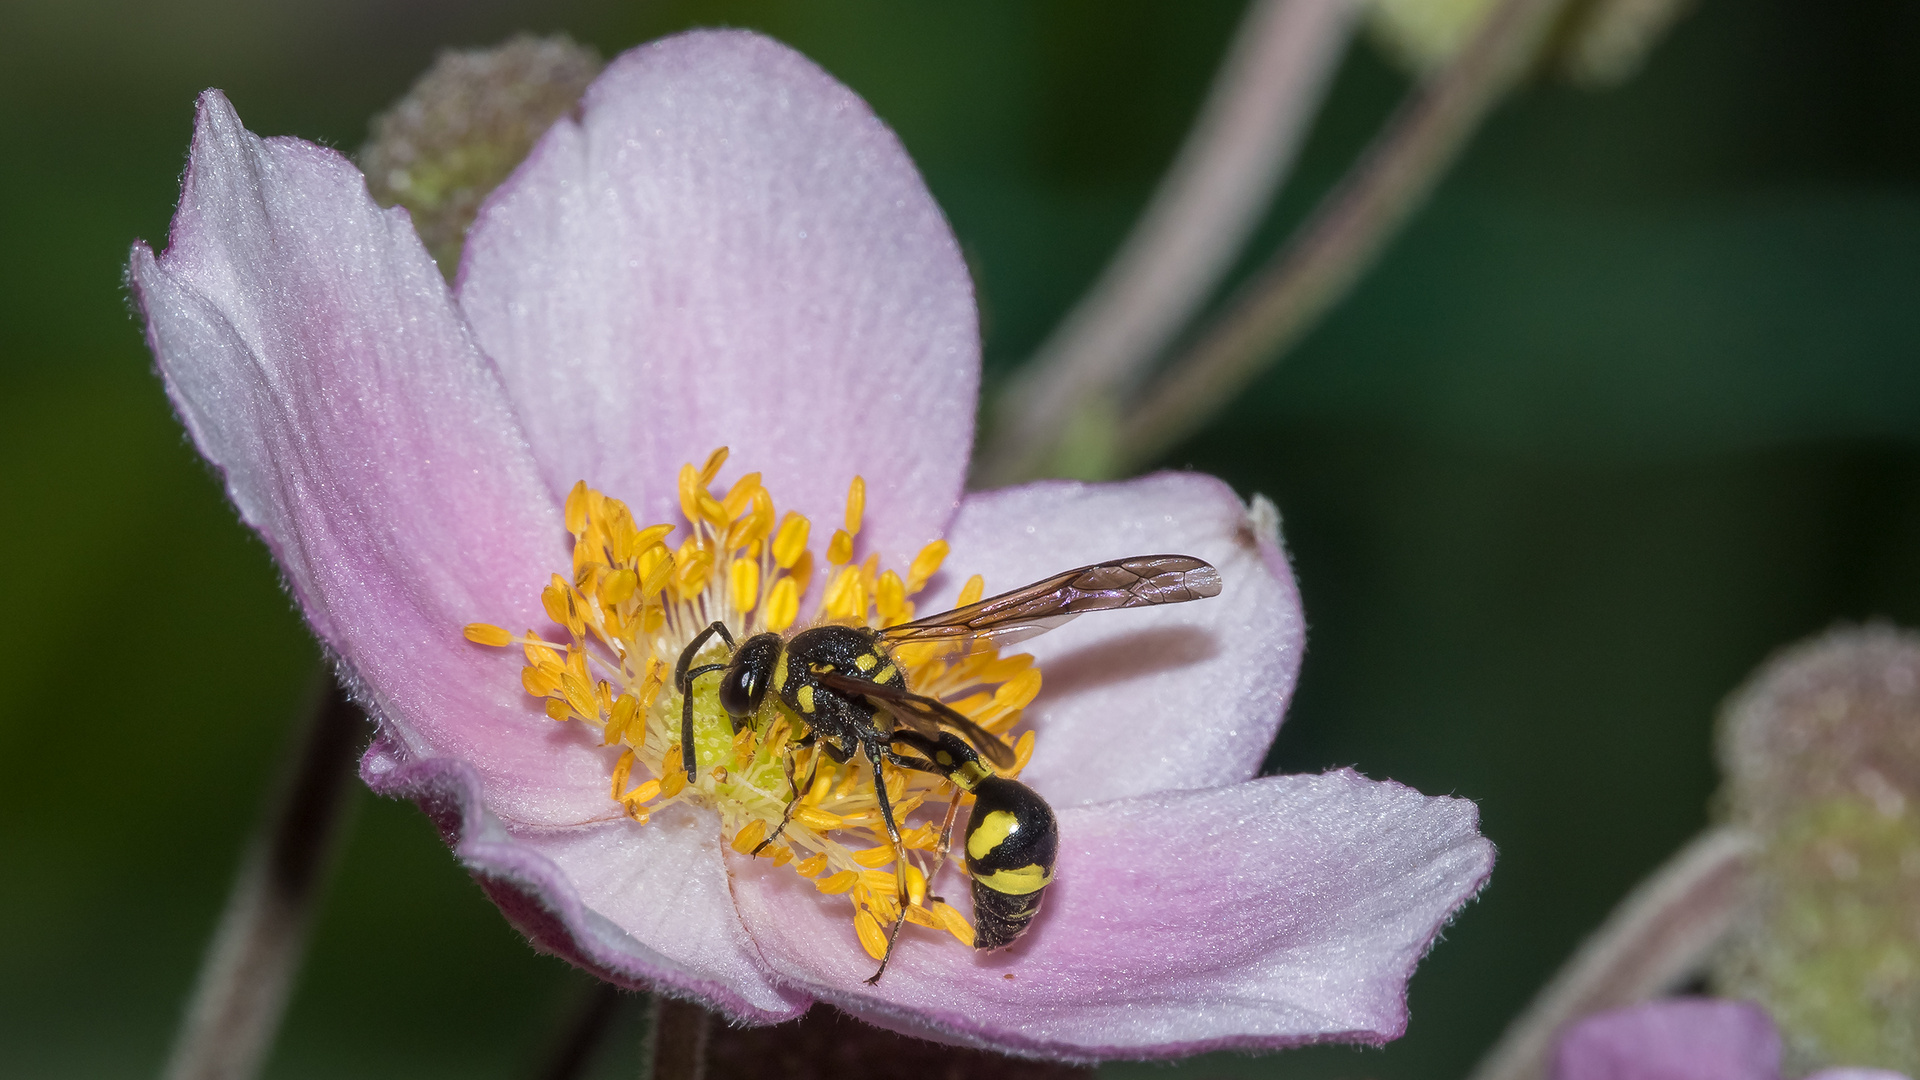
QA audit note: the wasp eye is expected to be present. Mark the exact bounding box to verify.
[718,665,761,718]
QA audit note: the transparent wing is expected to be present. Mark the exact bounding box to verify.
[817,671,1018,769]
[878,554,1221,653]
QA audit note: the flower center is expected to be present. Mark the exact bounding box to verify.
[464,448,1043,960]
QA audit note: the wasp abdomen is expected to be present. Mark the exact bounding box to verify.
[963,775,1058,951]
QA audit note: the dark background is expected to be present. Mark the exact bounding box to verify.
[3,0,1917,1076]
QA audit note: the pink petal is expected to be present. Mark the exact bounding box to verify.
[458,30,978,567]
[362,740,808,1022]
[128,92,608,826]
[731,769,1494,1060]
[1552,1000,1782,1080]
[1807,1071,1913,1080]
[937,473,1304,806]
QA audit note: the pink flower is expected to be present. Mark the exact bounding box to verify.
[129,29,1493,1060]
[1553,1000,1911,1080]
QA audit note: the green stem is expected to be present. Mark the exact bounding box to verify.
[976,0,1362,485]
[1116,0,1572,474]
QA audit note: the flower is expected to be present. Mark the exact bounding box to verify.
[1553,1000,1912,1080]
[129,29,1495,1060]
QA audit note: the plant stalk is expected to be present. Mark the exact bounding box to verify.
[160,681,364,1080]
[1116,0,1571,473]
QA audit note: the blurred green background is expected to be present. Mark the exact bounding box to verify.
[3,0,1917,1076]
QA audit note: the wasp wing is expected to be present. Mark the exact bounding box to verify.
[879,554,1221,654]
[816,671,1018,769]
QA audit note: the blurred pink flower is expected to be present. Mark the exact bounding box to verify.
[129,30,1493,1060]
[1554,999,1911,1080]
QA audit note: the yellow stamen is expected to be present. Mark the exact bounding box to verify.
[876,570,908,626]
[463,623,512,647]
[731,819,769,854]
[611,750,634,801]
[906,540,948,594]
[764,578,800,633]
[844,475,866,536]
[722,472,762,522]
[564,480,591,535]
[659,760,687,799]
[794,805,846,831]
[729,558,760,614]
[853,910,887,960]
[826,528,854,566]
[817,871,859,895]
[956,573,986,607]
[935,902,975,947]
[772,512,811,569]
[698,446,730,486]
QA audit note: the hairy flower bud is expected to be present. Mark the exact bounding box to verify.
[359,34,601,275]
[1713,626,1920,1075]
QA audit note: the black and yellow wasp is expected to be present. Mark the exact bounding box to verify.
[673,554,1222,979]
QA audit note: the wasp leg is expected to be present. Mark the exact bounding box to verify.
[752,744,821,857]
[673,622,738,781]
[863,748,914,986]
[677,664,728,781]
[877,741,967,907]
[922,788,964,905]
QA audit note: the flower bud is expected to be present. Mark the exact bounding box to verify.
[1712,626,1920,1075]
[359,34,601,275]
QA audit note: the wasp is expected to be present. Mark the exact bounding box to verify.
[673,554,1222,980]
